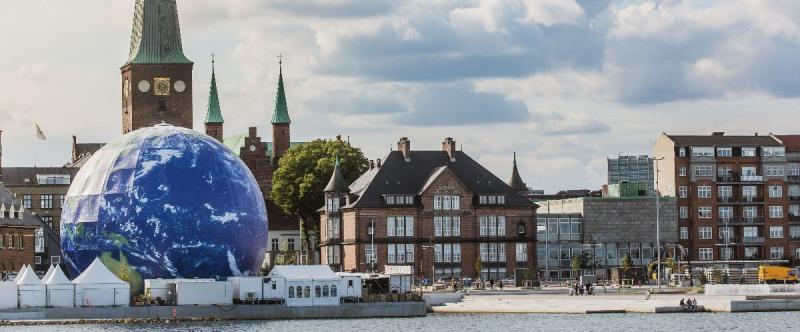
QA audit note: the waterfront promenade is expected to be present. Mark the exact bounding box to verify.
[429,287,800,314]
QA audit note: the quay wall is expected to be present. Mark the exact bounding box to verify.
[0,302,426,321]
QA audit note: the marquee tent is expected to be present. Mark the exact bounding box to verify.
[72,258,130,307]
[16,265,46,308]
[0,281,16,309]
[41,265,56,283]
[44,265,75,308]
[268,265,341,307]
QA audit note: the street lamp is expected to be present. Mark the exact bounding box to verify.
[654,157,665,292]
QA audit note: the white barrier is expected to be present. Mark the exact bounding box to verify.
[705,284,800,295]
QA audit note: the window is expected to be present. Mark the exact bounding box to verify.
[769,226,784,239]
[742,148,756,157]
[35,229,44,253]
[516,243,527,262]
[763,147,786,157]
[36,174,70,185]
[743,227,758,238]
[699,248,713,261]
[769,206,784,219]
[40,194,53,209]
[792,205,800,217]
[796,248,800,260]
[387,216,414,237]
[790,185,800,198]
[51,256,60,264]
[323,285,329,297]
[765,165,785,177]
[720,227,732,241]
[479,216,506,236]
[387,244,414,263]
[326,246,340,264]
[479,195,505,205]
[325,197,340,212]
[742,186,757,199]
[326,218,340,239]
[679,186,688,198]
[693,165,714,177]
[434,243,461,263]
[745,247,758,259]
[315,285,321,298]
[718,186,732,198]
[721,247,733,260]
[41,216,53,229]
[718,207,733,220]
[697,186,711,198]
[271,238,279,251]
[304,286,311,298]
[678,148,686,157]
[698,227,713,240]
[536,219,547,241]
[717,147,732,157]
[790,226,800,240]
[679,166,687,177]
[698,207,712,219]
[331,285,337,297]
[680,206,689,219]
[770,247,784,259]
[59,195,65,208]
[769,186,783,198]
[35,256,42,265]
[743,206,757,218]
[788,163,800,176]
[434,195,460,210]
[22,195,32,209]
[365,244,377,265]
[287,238,295,251]
[434,216,461,237]
[680,227,689,240]
[479,243,506,262]
[288,286,295,298]
[692,147,714,157]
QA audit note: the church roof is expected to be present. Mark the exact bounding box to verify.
[508,153,528,192]
[125,0,192,65]
[324,156,350,193]
[205,59,224,123]
[271,63,291,124]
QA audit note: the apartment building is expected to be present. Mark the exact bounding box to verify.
[654,132,796,267]
[319,138,538,283]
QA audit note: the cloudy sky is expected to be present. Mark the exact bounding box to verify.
[2,0,800,192]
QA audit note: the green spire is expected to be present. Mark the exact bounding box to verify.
[205,55,223,123]
[271,58,291,124]
[126,0,192,65]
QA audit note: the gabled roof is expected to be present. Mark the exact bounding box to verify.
[72,258,128,285]
[347,150,535,208]
[775,135,800,152]
[665,133,781,146]
[0,167,78,186]
[125,0,192,65]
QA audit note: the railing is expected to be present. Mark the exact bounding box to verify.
[742,217,765,224]
[741,237,765,244]
[717,175,764,182]
[789,196,800,201]
[788,175,800,182]
[789,214,800,222]
[717,196,737,203]
[718,217,764,224]
[742,175,764,182]
[717,237,740,245]
[789,236,800,242]
[741,196,763,203]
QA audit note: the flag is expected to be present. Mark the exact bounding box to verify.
[35,123,46,140]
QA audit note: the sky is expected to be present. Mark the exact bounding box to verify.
[2,0,800,193]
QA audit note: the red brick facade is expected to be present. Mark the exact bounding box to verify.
[0,227,36,275]
[121,63,194,134]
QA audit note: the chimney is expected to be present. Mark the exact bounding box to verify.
[369,160,375,170]
[443,137,456,162]
[398,137,411,162]
[248,127,257,137]
[377,158,382,168]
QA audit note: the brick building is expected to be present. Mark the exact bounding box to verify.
[654,132,797,268]
[0,183,61,278]
[319,137,538,283]
[774,135,800,266]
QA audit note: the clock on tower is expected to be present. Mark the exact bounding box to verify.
[121,0,193,134]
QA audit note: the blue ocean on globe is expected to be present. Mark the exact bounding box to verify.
[61,124,268,291]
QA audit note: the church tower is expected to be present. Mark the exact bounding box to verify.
[271,59,291,165]
[204,56,224,141]
[121,0,194,134]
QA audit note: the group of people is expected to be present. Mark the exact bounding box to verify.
[679,298,699,311]
[570,282,595,296]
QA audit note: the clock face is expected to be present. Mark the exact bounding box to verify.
[138,80,150,93]
[249,145,257,152]
[154,78,171,96]
[174,80,186,93]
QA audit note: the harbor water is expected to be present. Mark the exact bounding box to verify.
[1,312,796,331]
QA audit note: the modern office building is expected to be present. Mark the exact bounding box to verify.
[319,137,538,283]
[608,155,655,194]
[654,132,797,267]
[534,197,678,280]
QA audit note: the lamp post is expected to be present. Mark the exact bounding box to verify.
[654,157,665,292]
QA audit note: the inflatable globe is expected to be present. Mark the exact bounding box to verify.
[61,124,268,292]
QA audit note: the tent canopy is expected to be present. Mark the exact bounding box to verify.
[44,265,72,285]
[16,265,42,285]
[72,258,127,285]
[269,265,338,281]
[42,265,56,282]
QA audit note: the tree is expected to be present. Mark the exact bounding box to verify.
[571,252,590,277]
[621,254,633,278]
[270,139,369,250]
[475,257,483,279]
[665,258,677,274]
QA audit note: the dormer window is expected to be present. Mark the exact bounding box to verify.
[479,195,505,205]
[325,197,340,212]
[385,195,414,205]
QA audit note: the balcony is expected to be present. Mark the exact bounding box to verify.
[717,237,740,245]
[789,196,800,202]
[741,237,765,244]
[717,217,764,225]
[740,196,764,204]
[788,175,800,183]
[742,217,765,225]
[717,175,764,183]
[789,236,800,242]
[790,214,800,223]
[717,196,738,203]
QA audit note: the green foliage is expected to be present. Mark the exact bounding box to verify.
[523,268,535,281]
[699,271,708,285]
[270,138,369,223]
[666,258,677,271]
[621,254,633,273]
[475,257,483,279]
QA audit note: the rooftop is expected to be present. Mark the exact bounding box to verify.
[665,133,781,146]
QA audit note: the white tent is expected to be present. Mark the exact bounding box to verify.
[0,281,17,309]
[16,265,46,308]
[72,258,130,307]
[44,265,75,308]
[41,265,56,283]
[268,265,341,307]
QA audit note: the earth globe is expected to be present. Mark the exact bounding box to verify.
[60,124,268,292]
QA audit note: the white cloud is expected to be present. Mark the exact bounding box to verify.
[521,0,585,26]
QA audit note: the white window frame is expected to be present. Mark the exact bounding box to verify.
[699,248,713,261]
[698,206,712,219]
[769,206,784,219]
[769,226,783,239]
[698,227,713,240]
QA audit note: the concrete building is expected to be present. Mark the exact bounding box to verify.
[608,155,655,194]
[654,132,796,268]
[535,197,678,280]
[319,137,538,283]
